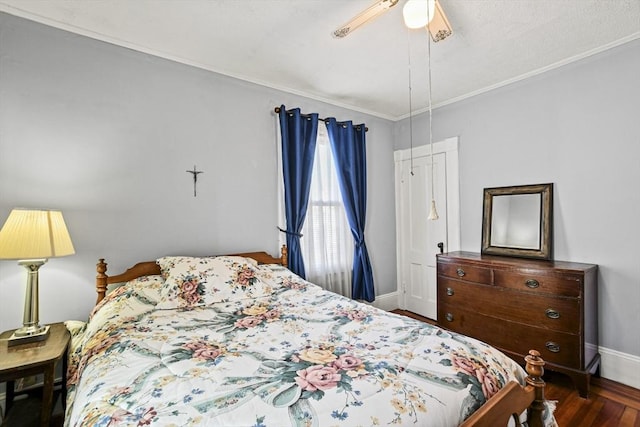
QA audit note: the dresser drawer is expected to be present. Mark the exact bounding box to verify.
[436,252,599,397]
[438,305,581,369]
[493,270,582,297]
[438,278,580,333]
[437,262,492,283]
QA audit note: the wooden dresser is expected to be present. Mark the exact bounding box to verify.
[437,251,599,397]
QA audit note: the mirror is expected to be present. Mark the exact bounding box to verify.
[481,183,553,260]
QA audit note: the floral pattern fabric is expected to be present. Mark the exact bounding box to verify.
[156,256,275,309]
[65,264,550,427]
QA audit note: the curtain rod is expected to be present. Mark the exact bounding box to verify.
[274,107,368,132]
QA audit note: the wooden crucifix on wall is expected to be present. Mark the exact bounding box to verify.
[186,165,204,197]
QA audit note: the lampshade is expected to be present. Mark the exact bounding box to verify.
[0,209,75,260]
[403,0,436,29]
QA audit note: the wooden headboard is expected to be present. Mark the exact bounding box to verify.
[95,245,288,305]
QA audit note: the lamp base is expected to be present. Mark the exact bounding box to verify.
[8,324,50,347]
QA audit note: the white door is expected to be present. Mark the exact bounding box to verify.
[395,138,460,319]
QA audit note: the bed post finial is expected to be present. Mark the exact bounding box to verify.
[96,258,108,305]
[525,349,546,427]
[280,245,288,267]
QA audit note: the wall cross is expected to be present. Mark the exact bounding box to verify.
[186,165,204,197]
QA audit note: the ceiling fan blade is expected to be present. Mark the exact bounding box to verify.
[333,0,400,38]
[427,0,453,42]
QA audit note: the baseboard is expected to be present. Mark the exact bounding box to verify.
[375,291,640,391]
[369,291,399,311]
[598,345,640,390]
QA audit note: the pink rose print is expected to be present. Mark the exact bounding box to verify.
[193,348,221,360]
[283,278,306,290]
[111,386,133,400]
[452,355,477,376]
[137,407,158,426]
[263,309,281,320]
[179,278,202,305]
[183,341,222,360]
[332,354,362,370]
[347,310,368,321]
[295,365,341,391]
[452,354,500,399]
[185,292,201,306]
[236,267,256,287]
[476,367,500,399]
[234,316,263,328]
[181,280,198,293]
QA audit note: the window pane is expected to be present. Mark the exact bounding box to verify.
[301,123,353,297]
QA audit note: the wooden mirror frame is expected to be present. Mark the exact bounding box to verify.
[481,183,553,260]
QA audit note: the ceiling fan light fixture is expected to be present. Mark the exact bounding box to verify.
[333,0,399,38]
[403,0,435,29]
[334,0,450,41]
[427,0,453,42]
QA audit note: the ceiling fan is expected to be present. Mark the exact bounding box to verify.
[332,0,453,42]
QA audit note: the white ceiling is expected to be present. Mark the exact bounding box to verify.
[1,0,639,120]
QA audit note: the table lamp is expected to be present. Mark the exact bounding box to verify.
[0,208,75,346]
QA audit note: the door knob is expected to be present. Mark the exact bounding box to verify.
[437,242,444,254]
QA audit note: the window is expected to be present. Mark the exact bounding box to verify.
[300,122,353,297]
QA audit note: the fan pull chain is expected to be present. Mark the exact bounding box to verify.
[427,0,439,220]
[407,28,415,176]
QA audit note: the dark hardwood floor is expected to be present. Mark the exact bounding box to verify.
[392,309,640,426]
[1,387,64,427]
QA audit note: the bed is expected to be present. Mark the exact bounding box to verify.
[64,247,555,426]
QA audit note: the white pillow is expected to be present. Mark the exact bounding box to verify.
[156,255,277,309]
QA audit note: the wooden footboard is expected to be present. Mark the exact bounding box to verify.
[95,245,288,304]
[460,349,546,427]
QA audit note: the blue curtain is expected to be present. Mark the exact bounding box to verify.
[278,105,318,278]
[326,118,375,302]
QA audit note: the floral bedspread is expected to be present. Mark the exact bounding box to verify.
[65,260,540,427]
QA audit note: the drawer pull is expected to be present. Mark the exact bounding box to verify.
[445,313,454,322]
[456,268,466,277]
[525,279,540,289]
[446,287,455,296]
[546,341,561,353]
[545,308,560,319]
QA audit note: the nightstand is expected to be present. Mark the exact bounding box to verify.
[1,322,70,426]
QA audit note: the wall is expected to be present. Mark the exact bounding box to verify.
[395,39,640,383]
[2,9,639,389]
[0,13,398,333]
